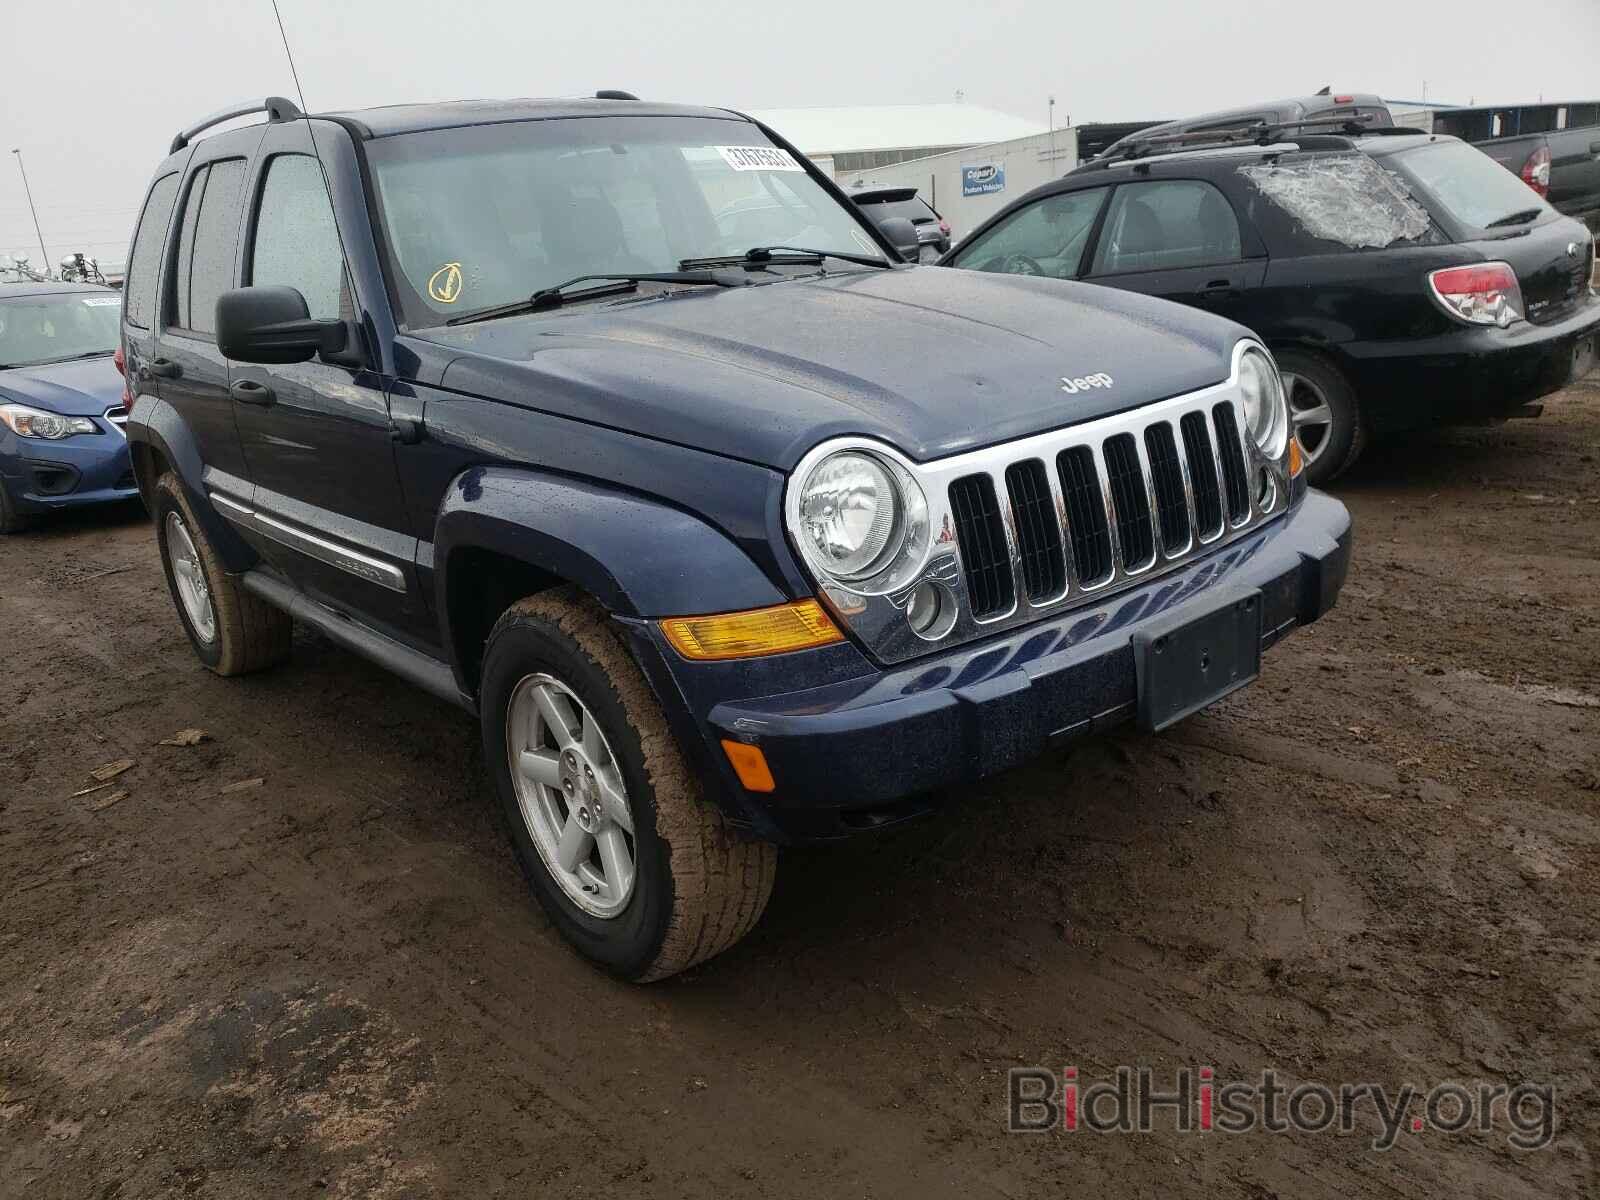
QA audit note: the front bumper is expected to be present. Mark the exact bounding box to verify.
[1345,296,1600,434]
[639,490,1351,844]
[0,423,137,515]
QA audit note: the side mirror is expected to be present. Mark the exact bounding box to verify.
[877,216,922,263]
[216,286,349,364]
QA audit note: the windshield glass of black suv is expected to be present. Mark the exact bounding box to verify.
[369,115,888,325]
[0,292,120,368]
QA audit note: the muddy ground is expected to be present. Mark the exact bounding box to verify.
[3,377,1598,1198]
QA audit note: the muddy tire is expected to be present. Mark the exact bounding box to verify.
[1277,349,1365,486]
[0,480,31,535]
[481,588,776,982]
[153,472,291,675]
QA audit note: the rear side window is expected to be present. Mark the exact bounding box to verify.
[188,160,247,334]
[250,155,346,319]
[953,187,1108,279]
[169,159,247,334]
[1238,153,1436,252]
[1091,180,1242,275]
[124,173,179,330]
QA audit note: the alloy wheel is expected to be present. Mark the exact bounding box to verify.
[165,512,217,644]
[505,673,637,918]
[1282,371,1335,469]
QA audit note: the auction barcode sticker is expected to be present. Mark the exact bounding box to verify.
[82,297,120,307]
[716,145,803,172]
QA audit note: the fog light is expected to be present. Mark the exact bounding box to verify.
[904,580,956,640]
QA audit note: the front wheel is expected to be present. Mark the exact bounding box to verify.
[481,589,776,981]
[1276,350,1365,486]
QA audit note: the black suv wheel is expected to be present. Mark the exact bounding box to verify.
[481,589,776,981]
[1277,350,1364,485]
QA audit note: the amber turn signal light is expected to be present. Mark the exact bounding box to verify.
[720,739,776,792]
[1288,438,1303,478]
[659,599,844,661]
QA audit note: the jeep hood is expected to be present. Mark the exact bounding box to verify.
[0,355,124,417]
[418,267,1244,470]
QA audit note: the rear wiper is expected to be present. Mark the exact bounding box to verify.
[680,245,891,271]
[1485,208,1543,229]
[446,270,746,326]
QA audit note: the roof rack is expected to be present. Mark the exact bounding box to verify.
[1087,113,1387,168]
[170,96,302,155]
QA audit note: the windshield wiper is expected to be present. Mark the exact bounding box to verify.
[679,245,891,271]
[446,270,747,326]
[1485,208,1543,229]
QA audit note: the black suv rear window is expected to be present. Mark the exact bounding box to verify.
[856,196,938,224]
[1384,140,1555,231]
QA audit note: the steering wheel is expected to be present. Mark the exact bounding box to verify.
[1002,253,1046,277]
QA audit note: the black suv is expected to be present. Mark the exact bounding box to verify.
[848,185,952,261]
[942,126,1600,482]
[122,95,1350,980]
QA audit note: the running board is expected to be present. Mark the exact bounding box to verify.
[239,569,475,715]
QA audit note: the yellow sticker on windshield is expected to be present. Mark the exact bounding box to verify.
[428,262,463,304]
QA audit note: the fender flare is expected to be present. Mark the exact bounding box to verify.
[433,464,790,667]
[126,395,258,573]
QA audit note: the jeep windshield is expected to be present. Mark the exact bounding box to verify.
[368,115,889,327]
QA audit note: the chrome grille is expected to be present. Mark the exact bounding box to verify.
[946,390,1278,627]
[783,343,1290,665]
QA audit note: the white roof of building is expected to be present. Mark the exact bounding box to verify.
[747,103,1049,156]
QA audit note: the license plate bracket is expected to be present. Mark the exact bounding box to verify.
[1133,586,1263,732]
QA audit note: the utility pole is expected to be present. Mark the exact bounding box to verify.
[1049,95,1056,164]
[11,149,50,276]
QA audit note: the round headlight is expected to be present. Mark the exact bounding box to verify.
[1238,347,1288,459]
[797,451,903,581]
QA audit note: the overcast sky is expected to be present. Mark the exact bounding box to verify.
[3,0,1596,268]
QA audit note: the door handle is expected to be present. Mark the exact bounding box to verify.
[230,379,275,407]
[1198,279,1239,298]
[143,357,181,380]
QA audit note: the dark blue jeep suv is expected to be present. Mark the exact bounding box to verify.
[123,95,1351,980]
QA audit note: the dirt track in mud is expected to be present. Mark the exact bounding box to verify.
[3,377,1598,1198]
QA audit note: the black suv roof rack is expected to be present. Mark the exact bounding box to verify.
[1083,113,1426,170]
[170,96,303,155]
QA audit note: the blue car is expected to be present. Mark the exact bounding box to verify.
[0,282,137,533]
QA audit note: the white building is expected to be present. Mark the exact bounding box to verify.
[749,103,1048,180]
